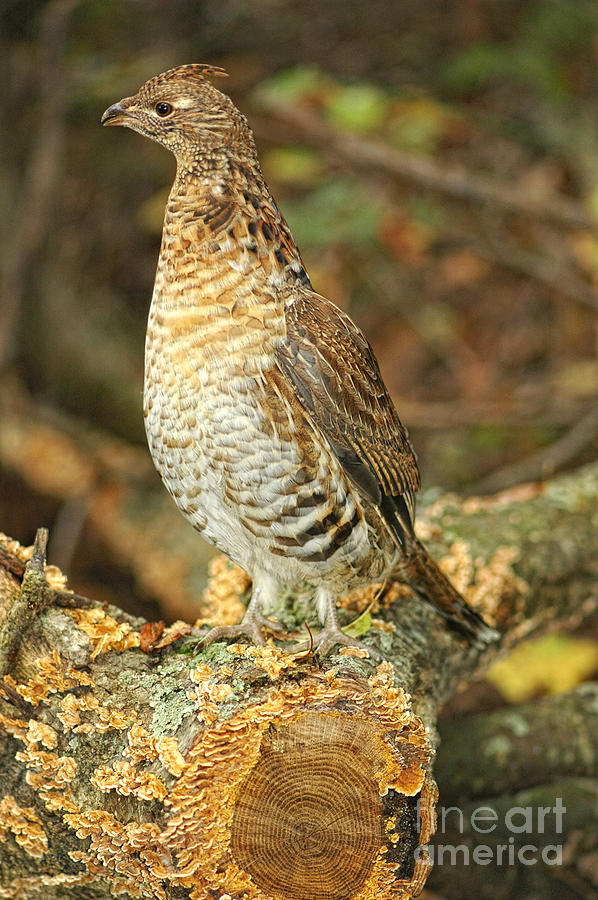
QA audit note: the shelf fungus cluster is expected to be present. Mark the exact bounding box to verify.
[0,536,437,899]
[162,653,436,900]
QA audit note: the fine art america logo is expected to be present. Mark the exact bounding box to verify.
[415,798,566,866]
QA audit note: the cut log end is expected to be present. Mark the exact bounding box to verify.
[230,711,426,900]
[164,660,437,899]
[0,534,438,899]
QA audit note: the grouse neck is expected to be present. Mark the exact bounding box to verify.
[173,141,262,190]
[164,165,311,291]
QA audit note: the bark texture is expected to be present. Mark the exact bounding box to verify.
[0,460,597,899]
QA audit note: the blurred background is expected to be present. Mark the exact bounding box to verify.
[3,0,598,601]
[2,4,598,605]
[1,1,598,896]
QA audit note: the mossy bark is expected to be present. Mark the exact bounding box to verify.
[0,461,597,899]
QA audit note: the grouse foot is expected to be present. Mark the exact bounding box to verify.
[292,622,381,660]
[292,590,381,660]
[198,587,284,648]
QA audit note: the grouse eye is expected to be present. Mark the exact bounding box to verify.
[155,102,173,117]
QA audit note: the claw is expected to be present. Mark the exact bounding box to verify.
[292,624,381,660]
[199,605,284,649]
[292,590,382,660]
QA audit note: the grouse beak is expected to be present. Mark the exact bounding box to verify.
[101,101,133,127]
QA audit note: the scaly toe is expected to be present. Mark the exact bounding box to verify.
[198,612,284,649]
[292,625,381,660]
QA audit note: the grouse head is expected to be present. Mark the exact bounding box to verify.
[101,64,255,173]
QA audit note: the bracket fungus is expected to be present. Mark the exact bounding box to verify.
[162,659,436,899]
[0,534,438,900]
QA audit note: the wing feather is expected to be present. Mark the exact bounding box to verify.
[277,290,420,547]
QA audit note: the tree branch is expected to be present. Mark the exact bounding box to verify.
[251,100,598,238]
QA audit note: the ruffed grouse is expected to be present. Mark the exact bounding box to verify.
[102,64,494,655]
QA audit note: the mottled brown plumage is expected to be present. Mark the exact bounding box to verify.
[102,64,495,654]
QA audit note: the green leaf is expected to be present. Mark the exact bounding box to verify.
[281,177,386,250]
[325,84,389,133]
[342,609,373,639]
[253,65,331,105]
[388,99,450,154]
[441,44,567,101]
[262,146,324,185]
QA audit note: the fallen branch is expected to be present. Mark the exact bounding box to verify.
[0,461,597,897]
[436,684,598,801]
[473,403,598,494]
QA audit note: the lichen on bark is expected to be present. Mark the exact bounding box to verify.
[0,461,597,899]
